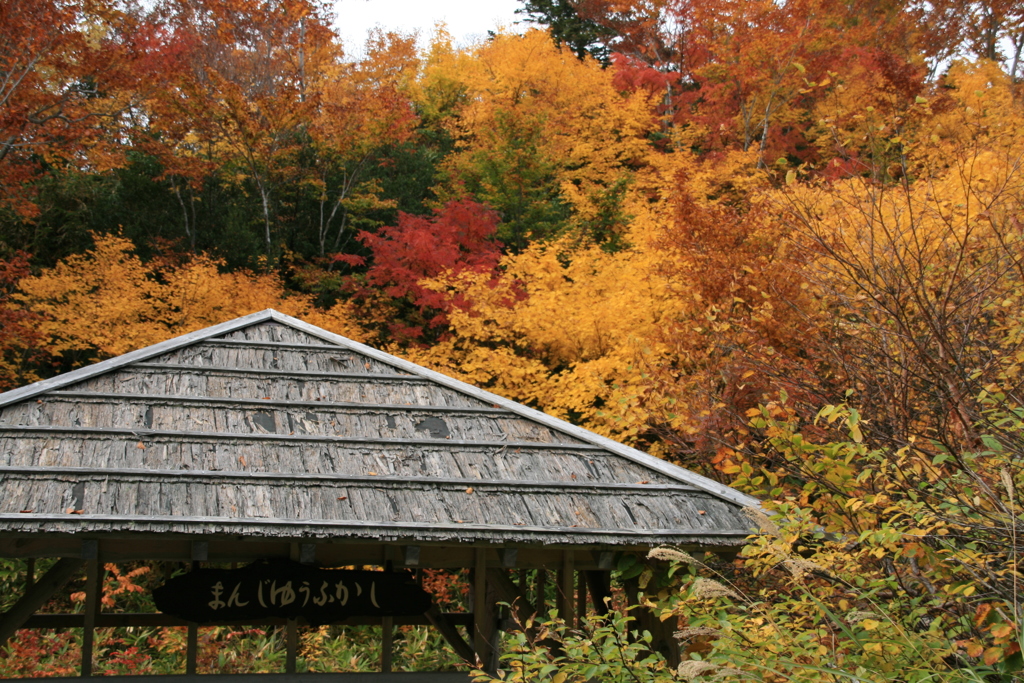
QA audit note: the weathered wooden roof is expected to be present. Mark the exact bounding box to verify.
[0,310,758,548]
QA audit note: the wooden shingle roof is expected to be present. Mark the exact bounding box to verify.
[0,310,758,548]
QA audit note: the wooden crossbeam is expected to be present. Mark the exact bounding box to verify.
[486,568,538,630]
[0,557,84,650]
[423,606,476,665]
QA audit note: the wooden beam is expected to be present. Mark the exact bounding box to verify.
[0,558,84,650]
[423,606,476,665]
[81,556,101,677]
[23,612,473,629]
[486,568,538,630]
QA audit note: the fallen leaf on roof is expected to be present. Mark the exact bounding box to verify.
[465,487,474,494]
[368,471,378,476]
[137,442,146,449]
[337,496,347,501]
[19,509,32,513]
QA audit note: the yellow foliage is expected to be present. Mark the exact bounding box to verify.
[423,29,658,230]
[17,234,364,363]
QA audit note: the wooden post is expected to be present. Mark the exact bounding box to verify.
[81,554,100,677]
[286,623,298,674]
[25,559,35,591]
[559,551,575,626]
[186,623,198,674]
[380,545,394,672]
[472,548,493,671]
[286,543,299,674]
[576,570,587,628]
[535,568,548,616]
[381,616,394,673]
[585,571,612,616]
[0,558,84,650]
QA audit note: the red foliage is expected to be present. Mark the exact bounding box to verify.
[355,199,503,338]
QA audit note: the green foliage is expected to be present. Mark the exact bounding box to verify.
[473,608,674,683]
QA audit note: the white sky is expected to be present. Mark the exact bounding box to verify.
[333,0,531,54]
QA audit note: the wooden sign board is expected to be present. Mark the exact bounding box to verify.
[153,559,431,625]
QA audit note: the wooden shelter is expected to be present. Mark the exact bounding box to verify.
[0,309,759,679]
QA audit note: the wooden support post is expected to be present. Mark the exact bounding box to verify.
[286,621,298,674]
[498,548,518,568]
[25,559,35,591]
[593,550,615,571]
[81,554,100,677]
[486,568,538,628]
[424,605,476,665]
[186,623,198,675]
[381,616,394,673]
[286,543,299,674]
[0,558,84,650]
[299,543,316,565]
[559,551,574,626]
[585,571,612,616]
[190,541,208,562]
[576,570,587,628]
[403,545,421,567]
[472,548,494,672]
[535,568,548,616]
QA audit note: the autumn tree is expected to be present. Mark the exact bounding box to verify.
[346,199,503,342]
[0,0,170,218]
[150,0,339,255]
[424,29,657,250]
[306,29,419,257]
